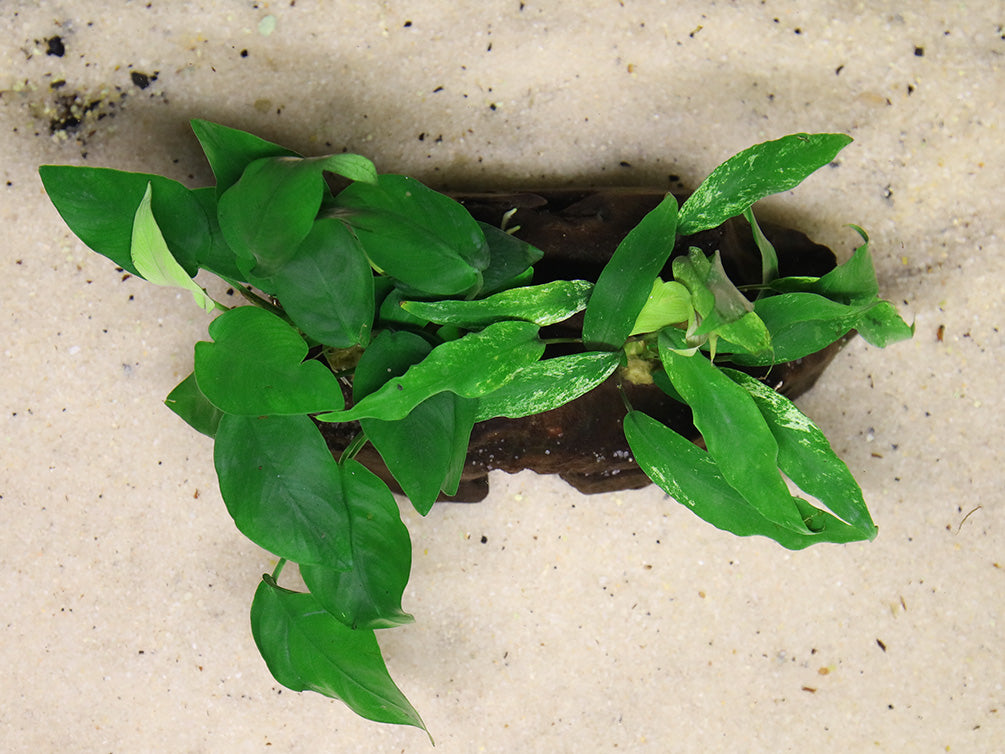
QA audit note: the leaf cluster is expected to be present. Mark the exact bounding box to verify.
[39,124,912,736]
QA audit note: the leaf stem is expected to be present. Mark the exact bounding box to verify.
[339,431,369,464]
[271,558,287,581]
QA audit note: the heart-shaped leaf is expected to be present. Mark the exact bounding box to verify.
[194,306,344,416]
[214,413,352,568]
[335,174,488,295]
[300,459,415,629]
[250,575,428,735]
[271,217,375,348]
[190,118,299,197]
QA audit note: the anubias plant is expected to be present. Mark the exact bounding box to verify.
[40,122,912,737]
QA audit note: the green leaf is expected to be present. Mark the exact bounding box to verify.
[300,459,415,629]
[476,222,544,295]
[194,306,344,415]
[811,226,879,304]
[678,133,853,235]
[319,320,543,423]
[352,331,476,513]
[723,293,874,366]
[623,411,872,549]
[401,280,593,328]
[164,372,223,437]
[214,414,352,568]
[475,351,621,421]
[723,370,877,538]
[271,217,375,348]
[583,193,679,349]
[854,300,915,347]
[130,183,220,313]
[39,165,209,277]
[217,154,377,277]
[658,332,809,534]
[250,575,428,734]
[190,118,299,197]
[190,187,245,281]
[335,175,488,296]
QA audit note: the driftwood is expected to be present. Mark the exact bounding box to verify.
[317,188,847,501]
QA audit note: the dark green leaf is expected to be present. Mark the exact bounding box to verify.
[658,332,809,534]
[214,414,352,567]
[723,369,877,538]
[401,280,593,328]
[271,217,375,348]
[811,226,879,303]
[190,118,299,197]
[39,165,209,277]
[723,293,872,366]
[336,175,488,296]
[190,187,245,281]
[217,154,377,277]
[250,576,428,734]
[300,459,415,629]
[624,411,872,549]
[319,321,543,422]
[353,331,476,513]
[678,133,853,235]
[164,372,223,437]
[583,193,679,349]
[476,222,544,295]
[194,306,344,415]
[475,351,621,421]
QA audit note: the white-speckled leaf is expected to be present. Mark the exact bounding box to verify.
[678,133,852,235]
[723,369,877,538]
[318,320,543,422]
[475,350,621,421]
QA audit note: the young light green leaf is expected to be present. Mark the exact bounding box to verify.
[300,459,415,629]
[164,372,223,437]
[474,351,621,421]
[318,320,543,423]
[336,175,488,296]
[190,118,299,197]
[194,306,344,416]
[678,133,853,235]
[214,414,352,568]
[39,165,210,277]
[623,410,873,549]
[583,193,679,349]
[658,332,810,534]
[353,331,476,514]
[250,575,428,735]
[130,183,220,313]
[476,221,544,295]
[271,217,375,348]
[723,369,877,538]
[743,206,779,288]
[630,279,693,336]
[401,280,593,328]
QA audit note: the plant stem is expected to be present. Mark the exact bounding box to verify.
[271,558,287,581]
[339,431,369,464]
